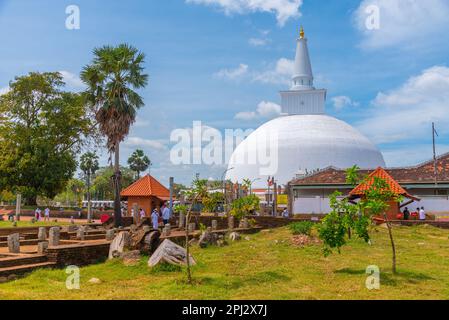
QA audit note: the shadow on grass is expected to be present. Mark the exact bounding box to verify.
[194,271,292,290]
[335,268,434,287]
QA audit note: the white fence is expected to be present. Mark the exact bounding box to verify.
[293,196,449,214]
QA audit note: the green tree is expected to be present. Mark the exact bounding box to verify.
[0,72,93,205]
[81,44,149,227]
[128,149,151,179]
[179,178,209,284]
[318,169,401,274]
[91,166,135,200]
[229,194,260,219]
[80,152,100,221]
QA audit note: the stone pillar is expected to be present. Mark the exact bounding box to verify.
[76,226,85,240]
[106,229,115,241]
[38,227,47,241]
[188,223,195,233]
[37,241,48,254]
[162,224,171,237]
[178,213,185,230]
[7,233,20,253]
[211,220,218,231]
[49,227,60,246]
[242,218,249,229]
[228,216,235,230]
[132,203,139,224]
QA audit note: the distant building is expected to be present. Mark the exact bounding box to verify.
[288,153,449,215]
[120,174,170,216]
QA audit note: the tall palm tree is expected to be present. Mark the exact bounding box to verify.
[128,149,151,180]
[81,44,148,227]
[80,152,99,222]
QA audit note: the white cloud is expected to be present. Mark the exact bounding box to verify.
[354,0,449,49]
[186,0,303,26]
[252,58,294,85]
[235,100,281,120]
[214,64,249,80]
[59,70,84,89]
[124,137,167,150]
[249,38,269,46]
[331,96,360,110]
[357,66,449,144]
[0,86,9,96]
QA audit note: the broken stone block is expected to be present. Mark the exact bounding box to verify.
[229,232,241,241]
[148,239,195,267]
[37,241,49,254]
[105,229,115,241]
[108,231,130,259]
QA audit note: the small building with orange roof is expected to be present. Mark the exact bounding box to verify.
[348,167,420,220]
[120,174,170,217]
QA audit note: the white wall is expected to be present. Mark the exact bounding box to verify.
[293,195,449,214]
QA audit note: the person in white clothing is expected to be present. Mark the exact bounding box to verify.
[419,207,426,221]
[161,204,171,225]
[151,209,159,230]
[44,208,50,221]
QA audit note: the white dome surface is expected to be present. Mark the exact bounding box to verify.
[226,114,385,186]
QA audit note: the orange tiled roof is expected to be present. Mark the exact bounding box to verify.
[349,167,416,199]
[121,174,170,198]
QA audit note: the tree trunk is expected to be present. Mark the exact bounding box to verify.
[185,210,192,284]
[87,174,92,222]
[113,143,122,227]
[384,214,397,274]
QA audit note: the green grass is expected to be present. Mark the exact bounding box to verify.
[1,224,449,300]
[0,220,74,229]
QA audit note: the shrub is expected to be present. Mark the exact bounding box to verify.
[289,221,314,236]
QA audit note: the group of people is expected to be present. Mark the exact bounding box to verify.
[34,207,51,221]
[130,203,172,230]
[402,207,426,221]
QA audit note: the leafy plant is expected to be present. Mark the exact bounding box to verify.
[202,192,223,213]
[318,168,402,273]
[289,221,314,236]
[229,194,260,219]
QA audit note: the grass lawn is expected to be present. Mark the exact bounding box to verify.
[0,220,74,229]
[1,224,449,300]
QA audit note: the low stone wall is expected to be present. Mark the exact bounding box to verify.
[46,242,110,267]
[392,220,449,229]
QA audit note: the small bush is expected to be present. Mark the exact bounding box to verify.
[289,221,314,236]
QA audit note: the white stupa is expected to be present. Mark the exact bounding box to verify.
[226,27,385,187]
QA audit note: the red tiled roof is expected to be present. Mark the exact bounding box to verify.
[350,167,409,196]
[121,174,170,198]
[290,153,449,186]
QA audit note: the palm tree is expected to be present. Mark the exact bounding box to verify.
[128,149,151,180]
[80,152,99,222]
[81,44,148,227]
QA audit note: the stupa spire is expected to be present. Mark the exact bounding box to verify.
[291,26,314,91]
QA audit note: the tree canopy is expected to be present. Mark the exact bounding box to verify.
[0,72,94,204]
[127,149,151,179]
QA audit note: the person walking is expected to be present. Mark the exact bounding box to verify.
[162,204,171,225]
[419,207,426,221]
[403,207,410,221]
[44,207,50,222]
[151,208,159,230]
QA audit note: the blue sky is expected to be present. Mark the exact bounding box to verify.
[1,0,449,185]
